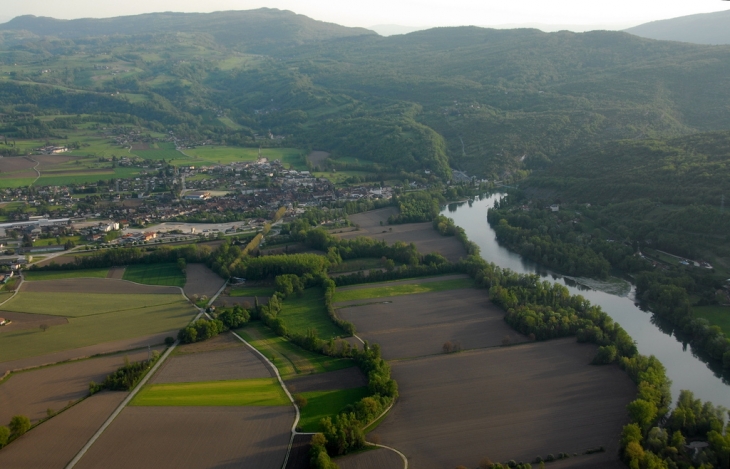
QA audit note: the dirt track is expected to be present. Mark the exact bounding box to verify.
[75,406,295,469]
[285,366,366,393]
[21,278,181,295]
[152,346,272,384]
[0,348,156,425]
[0,391,127,469]
[183,263,226,299]
[0,330,176,374]
[376,339,635,469]
[336,448,403,469]
[338,289,525,359]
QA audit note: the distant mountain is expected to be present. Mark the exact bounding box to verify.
[369,24,429,36]
[625,9,730,45]
[0,9,375,52]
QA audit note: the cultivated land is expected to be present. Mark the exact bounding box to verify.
[19,277,182,295]
[4,291,184,316]
[183,263,226,299]
[0,348,155,425]
[236,323,355,379]
[74,406,295,469]
[280,288,344,339]
[376,340,635,469]
[0,331,175,375]
[342,208,466,262]
[336,448,404,469]
[106,266,126,279]
[297,387,370,432]
[122,263,185,287]
[0,311,68,333]
[131,378,290,406]
[285,434,313,469]
[0,391,127,469]
[152,347,272,384]
[333,276,473,302]
[22,268,110,281]
[338,287,525,359]
[172,330,242,354]
[285,366,367,394]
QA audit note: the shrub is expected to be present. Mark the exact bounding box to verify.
[9,415,30,438]
[0,426,9,447]
[164,336,175,346]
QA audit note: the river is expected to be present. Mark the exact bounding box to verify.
[442,193,730,409]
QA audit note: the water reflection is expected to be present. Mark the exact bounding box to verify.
[442,193,730,407]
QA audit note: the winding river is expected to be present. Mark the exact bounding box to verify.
[442,193,730,409]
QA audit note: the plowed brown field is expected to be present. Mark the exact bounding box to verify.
[75,406,295,469]
[21,278,181,295]
[284,434,312,469]
[285,366,366,393]
[183,263,226,299]
[336,447,404,469]
[0,348,156,425]
[376,339,635,469]
[0,311,68,333]
[338,288,525,359]
[152,346,272,384]
[0,157,35,172]
[0,391,126,469]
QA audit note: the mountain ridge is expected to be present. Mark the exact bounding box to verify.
[625,9,730,45]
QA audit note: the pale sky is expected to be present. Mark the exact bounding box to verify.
[1,0,729,31]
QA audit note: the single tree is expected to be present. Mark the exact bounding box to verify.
[9,415,30,438]
[39,324,49,332]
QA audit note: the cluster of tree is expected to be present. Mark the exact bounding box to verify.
[388,191,443,224]
[172,207,268,224]
[301,228,421,266]
[621,390,730,469]
[178,318,226,344]
[333,262,458,287]
[90,353,160,393]
[0,415,31,449]
[215,305,252,329]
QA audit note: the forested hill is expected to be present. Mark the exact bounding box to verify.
[625,9,730,45]
[0,9,375,52]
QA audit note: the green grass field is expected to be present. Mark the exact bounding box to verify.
[328,258,384,274]
[23,268,110,281]
[333,277,475,302]
[297,387,370,432]
[123,263,186,288]
[3,292,184,317]
[131,378,290,406]
[235,323,354,379]
[178,146,303,167]
[0,301,195,363]
[229,286,276,297]
[693,305,730,336]
[280,288,344,339]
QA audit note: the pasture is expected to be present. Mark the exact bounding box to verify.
[131,378,290,406]
[3,292,185,317]
[74,406,294,469]
[338,287,525,359]
[333,276,473,302]
[297,387,370,432]
[693,305,730,336]
[280,288,343,339]
[123,263,185,287]
[376,340,635,469]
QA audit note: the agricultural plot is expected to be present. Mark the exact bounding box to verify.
[0,391,127,469]
[4,292,184,317]
[130,142,188,161]
[306,150,330,168]
[297,387,370,432]
[333,276,473,302]
[376,340,635,469]
[183,263,226,299]
[285,367,367,394]
[343,208,466,262]
[338,287,525,359]
[176,146,303,168]
[22,268,110,281]
[285,434,313,469]
[19,277,182,295]
[131,378,290,406]
[74,406,295,469]
[0,311,68,334]
[152,347,272,384]
[280,288,344,339]
[336,448,404,469]
[0,348,156,425]
[235,323,355,379]
[123,263,185,287]
[693,305,730,336]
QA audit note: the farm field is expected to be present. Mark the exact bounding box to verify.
[177,146,303,167]
[152,347,272,384]
[0,301,194,363]
[328,257,384,274]
[280,288,344,339]
[285,367,367,394]
[338,287,525,359]
[122,263,185,287]
[376,340,635,469]
[285,434,314,469]
[0,348,155,425]
[333,276,473,302]
[3,291,184,316]
[693,305,730,336]
[342,208,466,262]
[297,387,370,432]
[336,448,404,469]
[22,268,111,282]
[0,391,127,469]
[235,323,355,379]
[229,286,276,297]
[74,406,295,469]
[131,378,290,406]
[19,277,182,295]
[183,263,226,299]
[0,311,68,334]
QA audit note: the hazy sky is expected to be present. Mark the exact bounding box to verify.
[1,0,729,30]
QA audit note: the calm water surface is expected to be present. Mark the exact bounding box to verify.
[442,193,730,409]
